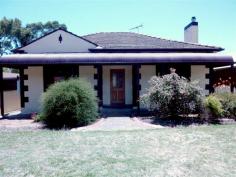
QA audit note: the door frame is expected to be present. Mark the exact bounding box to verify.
[110,69,125,106]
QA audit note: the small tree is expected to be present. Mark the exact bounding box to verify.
[0,17,67,55]
[141,73,203,118]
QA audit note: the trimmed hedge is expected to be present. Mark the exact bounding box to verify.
[40,78,98,128]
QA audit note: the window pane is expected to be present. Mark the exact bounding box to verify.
[112,73,117,87]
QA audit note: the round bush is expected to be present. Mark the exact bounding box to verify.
[40,78,98,128]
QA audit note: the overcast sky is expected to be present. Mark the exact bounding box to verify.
[1,0,236,53]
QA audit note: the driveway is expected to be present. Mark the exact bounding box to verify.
[72,117,163,131]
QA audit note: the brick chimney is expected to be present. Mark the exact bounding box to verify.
[184,17,198,43]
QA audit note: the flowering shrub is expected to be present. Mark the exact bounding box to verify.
[141,73,204,118]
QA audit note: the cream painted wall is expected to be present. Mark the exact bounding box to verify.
[102,65,132,105]
[140,65,156,108]
[22,67,44,113]
[21,30,96,53]
[19,65,211,113]
[79,66,97,96]
[191,65,209,95]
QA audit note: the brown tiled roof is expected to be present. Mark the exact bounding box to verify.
[83,32,223,52]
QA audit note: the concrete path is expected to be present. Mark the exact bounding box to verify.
[72,117,163,131]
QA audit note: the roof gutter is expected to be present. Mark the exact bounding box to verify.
[89,48,224,53]
[0,53,233,66]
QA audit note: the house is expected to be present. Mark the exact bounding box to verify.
[0,72,20,114]
[213,64,236,93]
[0,17,234,116]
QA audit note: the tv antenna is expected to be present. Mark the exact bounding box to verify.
[129,24,143,33]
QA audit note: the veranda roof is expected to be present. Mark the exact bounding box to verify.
[0,53,234,66]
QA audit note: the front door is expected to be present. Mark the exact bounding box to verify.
[110,69,125,106]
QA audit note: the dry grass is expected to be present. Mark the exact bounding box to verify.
[0,125,235,177]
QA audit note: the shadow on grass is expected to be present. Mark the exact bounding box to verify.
[0,113,102,131]
[141,116,236,127]
[0,113,31,120]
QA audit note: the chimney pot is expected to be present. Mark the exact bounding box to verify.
[191,16,196,22]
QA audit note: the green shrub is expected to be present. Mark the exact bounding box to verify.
[141,73,204,118]
[213,93,236,118]
[40,78,98,129]
[204,95,224,118]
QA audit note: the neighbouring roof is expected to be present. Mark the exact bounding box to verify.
[214,64,236,71]
[3,72,19,79]
[83,32,223,52]
[0,53,233,65]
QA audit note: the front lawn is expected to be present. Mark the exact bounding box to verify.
[0,125,235,177]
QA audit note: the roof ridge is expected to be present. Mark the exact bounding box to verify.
[82,31,134,37]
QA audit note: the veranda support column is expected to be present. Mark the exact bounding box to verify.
[207,65,215,94]
[0,66,4,116]
[230,64,234,93]
[94,65,103,107]
[156,65,159,76]
[132,64,140,111]
[19,67,25,108]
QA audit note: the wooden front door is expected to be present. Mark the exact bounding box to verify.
[110,69,125,105]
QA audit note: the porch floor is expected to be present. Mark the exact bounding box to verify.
[101,108,133,117]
